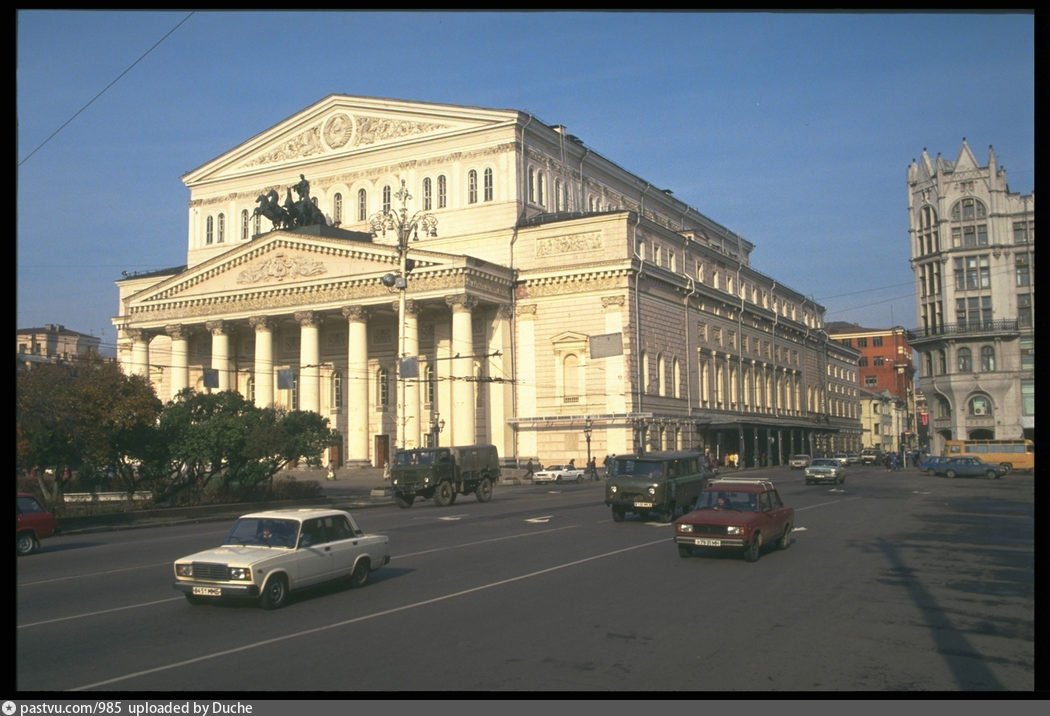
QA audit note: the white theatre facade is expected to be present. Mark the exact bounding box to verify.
[115,95,858,468]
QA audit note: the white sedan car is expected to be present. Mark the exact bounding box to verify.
[533,464,586,483]
[173,508,389,609]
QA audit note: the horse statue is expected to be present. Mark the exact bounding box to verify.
[284,186,328,228]
[252,189,292,231]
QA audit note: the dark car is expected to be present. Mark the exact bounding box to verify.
[918,455,950,475]
[933,457,1006,480]
[673,478,794,562]
[17,493,58,555]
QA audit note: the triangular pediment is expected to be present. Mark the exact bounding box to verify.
[126,231,452,309]
[184,95,520,185]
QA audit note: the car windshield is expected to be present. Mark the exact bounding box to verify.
[811,459,837,466]
[695,490,759,512]
[611,459,665,479]
[225,517,299,548]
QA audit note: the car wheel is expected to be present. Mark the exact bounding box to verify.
[946,470,957,479]
[986,471,998,480]
[395,493,415,509]
[349,558,370,589]
[16,532,39,556]
[259,574,289,610]
[744,533,762,563]
[475,477,493,503]
[433,481,454,506]
[678,545,692,558]
[777,523,792,550]
[612,506,625,522]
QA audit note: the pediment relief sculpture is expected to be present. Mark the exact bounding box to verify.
[241,112,452,169]
[236,252,327,285]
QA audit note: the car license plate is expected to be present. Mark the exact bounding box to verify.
[634,501,653,508]
[694,538,721,547]
[192,586,222,597]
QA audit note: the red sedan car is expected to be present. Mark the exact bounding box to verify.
[673,478,794,562]
[17,493,58,555]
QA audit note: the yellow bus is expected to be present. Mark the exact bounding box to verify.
[944,439,1034,473]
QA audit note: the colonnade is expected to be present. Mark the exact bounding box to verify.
[123,293,484,465]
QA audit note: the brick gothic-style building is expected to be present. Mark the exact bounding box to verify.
[114,95,860,468]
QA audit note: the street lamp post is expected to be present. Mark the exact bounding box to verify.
[370,180,437,451]
[584,418,593,478]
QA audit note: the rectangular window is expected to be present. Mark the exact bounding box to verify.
[865,376,878,387]
[1013,221,1029,243]
[1022,380,1034,416]
[1016,255,1030,286]
[1018,294,1031,327]
[872,337,883,347]
[856,337,867,348]
[1020,338,1033,369]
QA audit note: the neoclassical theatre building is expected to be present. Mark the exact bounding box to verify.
[115,95,860,468]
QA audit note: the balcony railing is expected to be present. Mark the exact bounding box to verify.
[908,320,1021,341]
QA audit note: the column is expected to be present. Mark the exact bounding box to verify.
[250,317,274,407]
[601,296,628,455]
[206,320,231,392]
[516,304,538,458]
[447,294,477,447]
[296,311,322,415]
[486,305,515,459]
[128,329,150,378]
[166,324,190,400]
[342,306,370,464]
[398,299,421,450]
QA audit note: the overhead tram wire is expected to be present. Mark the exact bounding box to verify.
[18,12,195,167]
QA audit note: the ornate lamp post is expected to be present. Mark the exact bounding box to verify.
[584,417,593,477]
[370,180,438,450]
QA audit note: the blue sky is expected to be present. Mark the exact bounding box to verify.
[16,11,1034,354]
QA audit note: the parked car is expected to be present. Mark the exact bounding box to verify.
[674,478,794,563]
[17,493,58,555]
[804,458,846,485]
[846,453,862,465]
[533,464,586,484]
[918,455,950,475]
[788,454,811,469]
[172,508,389,609]
[932,457,1007,480]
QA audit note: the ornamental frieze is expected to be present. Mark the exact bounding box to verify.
[243,126,325,168]
[236,253,327,284]
[536,232,603,257]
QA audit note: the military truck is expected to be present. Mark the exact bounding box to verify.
[388,444,500,508]
[605,451,714,523]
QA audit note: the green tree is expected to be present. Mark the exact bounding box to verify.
[16,358,163,502]
[146,389,338,504]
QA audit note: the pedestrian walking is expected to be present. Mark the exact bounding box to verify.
[525,458,535,479]
[326,460,336,481]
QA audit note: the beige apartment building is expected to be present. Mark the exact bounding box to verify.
[907,140,1035,455]
[114,95,859,468]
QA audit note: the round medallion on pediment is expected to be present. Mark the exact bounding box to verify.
[323,113,354,149]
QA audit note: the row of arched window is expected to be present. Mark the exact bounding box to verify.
[199,168,498,247]
[924,345,997,376]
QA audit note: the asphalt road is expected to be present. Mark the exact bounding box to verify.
[15,465,1035,693]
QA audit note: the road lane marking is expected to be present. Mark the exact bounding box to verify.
[525,516,553,523]
[69,536,668,691]
[19,525,582,628]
